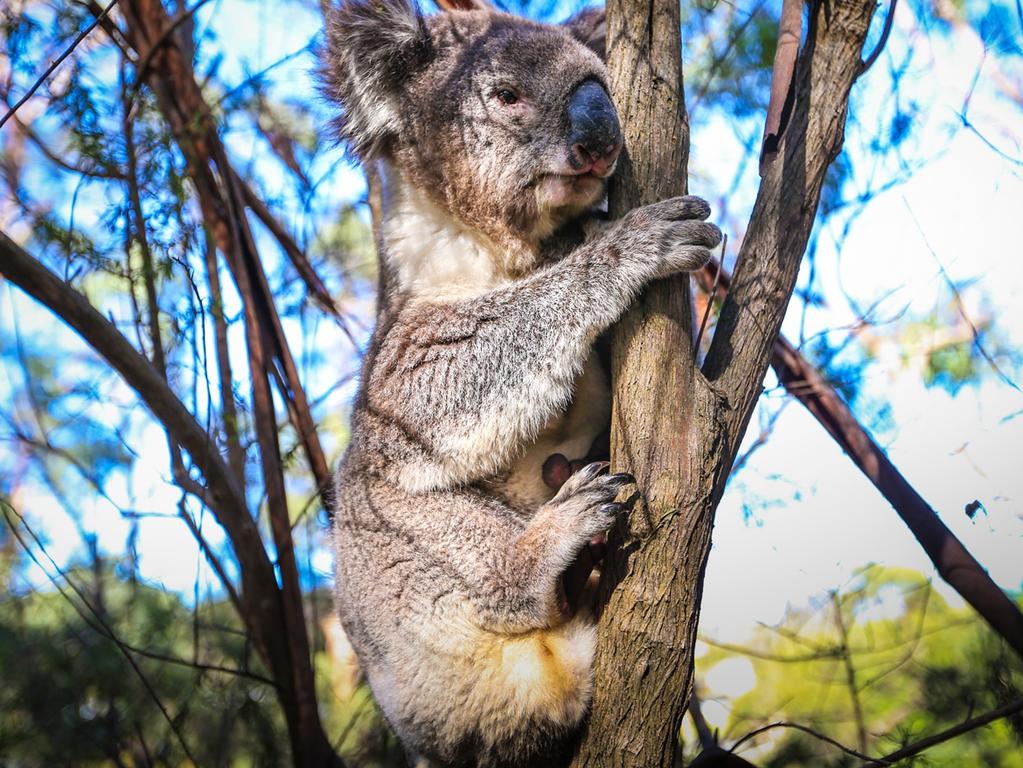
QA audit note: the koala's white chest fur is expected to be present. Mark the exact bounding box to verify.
[381,161,506,301]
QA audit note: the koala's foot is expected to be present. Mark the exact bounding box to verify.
[550,460,635,536]
[547,461,635,617]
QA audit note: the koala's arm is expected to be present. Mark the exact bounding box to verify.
[368,196,720,492]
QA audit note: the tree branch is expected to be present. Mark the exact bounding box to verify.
[858,695,1023,767]
[574,2,879,766]
[697,256,1023,658]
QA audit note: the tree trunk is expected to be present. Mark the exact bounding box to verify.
[571,1,878,766]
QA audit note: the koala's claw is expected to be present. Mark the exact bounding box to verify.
[614,195,723,280]
[551,462,637,539]
[632,195,712,223]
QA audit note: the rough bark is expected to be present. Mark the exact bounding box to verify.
[572,2,878,766]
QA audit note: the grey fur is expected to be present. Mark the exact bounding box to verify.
[322,3,722,765]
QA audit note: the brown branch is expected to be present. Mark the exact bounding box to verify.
[2,501,201,764]
[0,231,322,756]
[689,689,719,751]
[0,233,252,541]
[858,695,1023,767]
[574,2,879,766]
[109,2,341,762]
[202,229,246,484]
[0,107,125,180]
[0,0,119,129]
[216,150,333,507]
[759,0,803,174]
[728,721,885,764]
[238,172,358,346]
[121,66,168,382]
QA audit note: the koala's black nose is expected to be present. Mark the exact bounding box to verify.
[566,80,622,172]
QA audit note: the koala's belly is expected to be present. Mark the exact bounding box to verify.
[488,352,610,512]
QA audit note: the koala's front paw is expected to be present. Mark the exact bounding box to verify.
[619,195,722,280]
[549,461,635,540]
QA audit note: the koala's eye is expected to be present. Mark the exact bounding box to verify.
[495,89,519,106]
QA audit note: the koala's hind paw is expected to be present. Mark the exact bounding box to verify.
[551,461,636,538]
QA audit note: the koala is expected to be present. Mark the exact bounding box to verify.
[321,1,722,766]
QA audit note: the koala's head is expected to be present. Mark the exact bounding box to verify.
[321,0,621,254]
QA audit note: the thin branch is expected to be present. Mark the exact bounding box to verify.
[831,591,868,753]
[858,696,1023,766]
[0,232,303,700]
[694,233,725,355]
[0,0,119,130]
[729,721,886,764]
[859,0,899,75]
[689,689,719,751]
[2,500,201,764]
[239,175,358,346]
[203,231,246,485]
[903,199,1021,392]
[728,399,787,478]
[697,257,1023,659]
[0,107,125,180]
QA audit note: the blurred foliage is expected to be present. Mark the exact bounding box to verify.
[0,534,403,767]
[688,566,1023,766]
[0,558,289,765]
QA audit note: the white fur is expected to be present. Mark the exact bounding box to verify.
[374,605,596,762]
[380,161,507,302]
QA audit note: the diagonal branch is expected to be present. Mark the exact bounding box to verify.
[858,695,1023,767]
[0,232,250,534]
[703,0,877,466]
[238,175,358,346]
[698,257,1023,658]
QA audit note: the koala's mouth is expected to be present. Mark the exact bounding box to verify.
[535,172,607,210]
[556,534,607,620]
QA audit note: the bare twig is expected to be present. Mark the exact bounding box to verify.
[697,257,1023,659]
[694,233,725,355]
[859,695,1023,766]
[831,591,868,753]
[728,721,887,764]
[0,0,119,130]
[239,175,358,346]
[2,500,201,764]
[859,0,899,75]
[904,199,1021,392]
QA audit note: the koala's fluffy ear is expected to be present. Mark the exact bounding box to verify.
[562,7,605,60]
[321,0,433,158]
